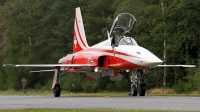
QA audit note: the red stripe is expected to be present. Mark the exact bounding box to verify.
[75,14,87,48]
[82,48,140,59]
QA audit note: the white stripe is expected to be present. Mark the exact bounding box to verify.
[74,21,87,49]
[78,51,141,66]
[75,7,89,48]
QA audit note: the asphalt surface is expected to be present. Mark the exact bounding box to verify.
[0,95,200,111]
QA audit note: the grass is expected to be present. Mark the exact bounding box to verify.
[147,88,200,96]
[0,89,127,96]
[0,88,199,97]
[0,108,183,112]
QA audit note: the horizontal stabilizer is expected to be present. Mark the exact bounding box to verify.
[30,69,56,73]
[30,68,68,73]
[109,73,123,81]
[86,72,101,81]
[157,65,196,67]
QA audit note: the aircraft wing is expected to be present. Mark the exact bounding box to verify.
[3,64,96,68]
[157,65,196,67]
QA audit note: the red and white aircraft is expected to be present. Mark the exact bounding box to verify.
[4,7,195,97]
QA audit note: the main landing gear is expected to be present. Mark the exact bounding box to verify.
[53,84,61,97]
[52,67,65,97]
[128,70,146,96]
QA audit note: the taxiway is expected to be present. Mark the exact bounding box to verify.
[0,95,199,111]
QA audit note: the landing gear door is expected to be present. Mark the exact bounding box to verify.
[109,13,137,36]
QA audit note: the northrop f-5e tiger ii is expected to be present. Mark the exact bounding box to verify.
[4,7,195,97]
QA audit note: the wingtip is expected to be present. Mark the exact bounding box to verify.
[3,64,16,67]
[157,65,196,68]
[186,65,196,67]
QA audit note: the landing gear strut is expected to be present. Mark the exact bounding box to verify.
[129,69,146,96]
[52,67,62,97]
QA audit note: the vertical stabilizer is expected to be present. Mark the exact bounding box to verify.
[73,7,89,53]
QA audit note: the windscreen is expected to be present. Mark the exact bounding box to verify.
[118,37,138,46]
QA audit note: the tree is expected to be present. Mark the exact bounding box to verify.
[0,0,199,92]
[84,0,115,46]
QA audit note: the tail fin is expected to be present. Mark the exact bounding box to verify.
[73,7,89,53]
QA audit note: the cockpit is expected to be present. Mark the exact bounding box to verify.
[118,37,138,46]
[109,13,137,47]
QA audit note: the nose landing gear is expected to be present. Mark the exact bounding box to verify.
[129,69,146,96]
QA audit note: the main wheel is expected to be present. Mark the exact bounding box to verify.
[53,84,61,97]
[138,84,146,96]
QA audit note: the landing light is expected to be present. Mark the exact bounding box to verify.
[126,70,129,72]
[94,67,99,72]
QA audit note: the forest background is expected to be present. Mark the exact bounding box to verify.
[0,0,200,93]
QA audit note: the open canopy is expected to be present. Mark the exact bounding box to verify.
[110,13,137,36]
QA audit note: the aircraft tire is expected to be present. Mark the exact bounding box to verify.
[138,84,146,96]
[53,84,61,97]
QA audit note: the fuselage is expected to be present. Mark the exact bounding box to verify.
[59,37,163,71]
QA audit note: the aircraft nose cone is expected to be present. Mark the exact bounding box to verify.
[139,55,163,67]
[145,57,163,67]
[146,60,163,67]
[132,46,163,67]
